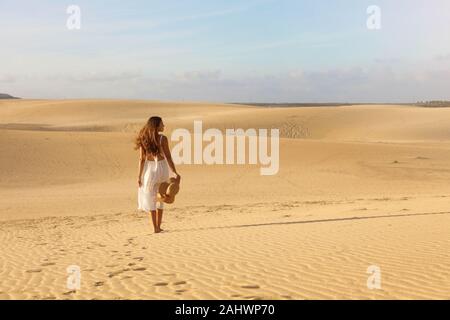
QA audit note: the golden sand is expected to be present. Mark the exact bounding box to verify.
[1,99,449,299]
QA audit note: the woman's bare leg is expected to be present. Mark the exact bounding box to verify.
[150,210,160,233]
[157,209,163,231]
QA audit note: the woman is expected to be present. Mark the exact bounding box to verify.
[135,116,180,233]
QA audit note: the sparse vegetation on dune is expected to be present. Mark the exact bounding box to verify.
[416,101,450,108]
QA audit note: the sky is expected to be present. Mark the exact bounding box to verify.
[0,0,449,102]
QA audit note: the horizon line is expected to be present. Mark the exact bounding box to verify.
[2,96,450,106]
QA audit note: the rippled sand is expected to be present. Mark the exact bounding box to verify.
[1,99,450,299]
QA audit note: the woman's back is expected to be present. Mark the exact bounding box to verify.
[145,134,165,161]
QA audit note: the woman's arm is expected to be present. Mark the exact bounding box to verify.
[161,135,180,177]
[138,145,146,186]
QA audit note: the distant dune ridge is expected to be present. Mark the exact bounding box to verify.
[1,99,450,300]
[0,93,19,99]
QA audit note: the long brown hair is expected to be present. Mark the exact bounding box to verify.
[134,116,163,156]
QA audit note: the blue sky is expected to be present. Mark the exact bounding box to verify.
[1,0,449,102]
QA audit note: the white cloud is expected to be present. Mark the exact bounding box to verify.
[435,53,450,61]
[47,71,143,83]
[3,63,450,102]
[0,74,16,83]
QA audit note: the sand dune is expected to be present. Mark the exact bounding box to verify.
[3,100,450,141]
[1,100,449,299]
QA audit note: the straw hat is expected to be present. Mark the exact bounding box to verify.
[158,176,180,204]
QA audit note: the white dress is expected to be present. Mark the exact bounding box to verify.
[137,134,171,212]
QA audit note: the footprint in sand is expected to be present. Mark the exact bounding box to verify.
[41,262,56,267]
[176,289,187,293]
[94,282,104,287]
[154,282,169,286]
[231,294,241,297]
[108,269,130,278]
[26,269,42,273]
[63,290,76,295]
[241,285,260,289]
[133,257,144,261]
[173,281,187,285]
[132,267,146,271]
